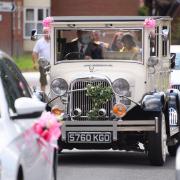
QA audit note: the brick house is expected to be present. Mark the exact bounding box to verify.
[0,0,24,56]
[0,0,141,56]
[23,0,50,52]
[0,0,179,56]
[0,0,50,56]
[51,0,141,16]
[51,0,180,44]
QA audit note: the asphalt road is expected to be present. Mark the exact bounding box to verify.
[23,72,50,92]
[57,150,175,180]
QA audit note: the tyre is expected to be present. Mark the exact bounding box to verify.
[168,133,180,156]
[58,139,63,154]
[168,144,178,156]
[148,112,167,166]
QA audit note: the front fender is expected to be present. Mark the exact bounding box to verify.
[141,92,165,112]
[1,147,23,180]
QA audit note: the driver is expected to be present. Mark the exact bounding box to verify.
[63,30,103,60]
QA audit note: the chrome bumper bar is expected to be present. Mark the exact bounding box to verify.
[61,118,158,141]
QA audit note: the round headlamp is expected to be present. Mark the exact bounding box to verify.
[51,78,68,96]
[112,78,130,96]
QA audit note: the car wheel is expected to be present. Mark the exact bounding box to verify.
[168,133,180,156]
[168,144,178,156]
[148,112,167,166]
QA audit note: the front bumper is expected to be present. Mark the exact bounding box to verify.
[61,118,158,142]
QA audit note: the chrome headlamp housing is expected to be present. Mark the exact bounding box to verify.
[112,78,130,96]
[51,78,68,96]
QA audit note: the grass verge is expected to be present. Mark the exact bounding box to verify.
[13,54,36,72]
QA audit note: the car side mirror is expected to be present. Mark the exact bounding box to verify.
[14,97,46,115]
[31,29,37,41]
[170,53,176,69]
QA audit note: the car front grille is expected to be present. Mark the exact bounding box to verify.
[70,79,113,120]
[172,85,180,91]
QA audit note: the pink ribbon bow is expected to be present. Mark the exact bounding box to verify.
[33,112,61,143]
[144,18,156,29]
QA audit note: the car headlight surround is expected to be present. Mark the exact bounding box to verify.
[51,78,68,96]
[112,78,130,96]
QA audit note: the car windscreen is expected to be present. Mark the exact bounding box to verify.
[175,53,180,70]
[54,28,143,62]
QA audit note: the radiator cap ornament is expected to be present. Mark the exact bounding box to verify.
[89,64,94,72]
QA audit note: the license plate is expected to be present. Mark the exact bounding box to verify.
[67,132,111,143]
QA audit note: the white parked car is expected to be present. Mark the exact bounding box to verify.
[176,146,180,180]
[170,45,180,89]
[0,50,56,180]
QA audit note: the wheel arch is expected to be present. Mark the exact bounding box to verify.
[141,91,166,112]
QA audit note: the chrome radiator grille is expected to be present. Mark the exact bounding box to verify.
[172,85,180,91]
[70,79,113,120]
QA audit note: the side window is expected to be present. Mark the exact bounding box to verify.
[1,59,31,114]
[150,26,159,56]
[1,69,18,113]
[162,26,168,57]
[56,30,67,61]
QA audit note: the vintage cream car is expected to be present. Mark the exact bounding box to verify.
[34,16,180,166]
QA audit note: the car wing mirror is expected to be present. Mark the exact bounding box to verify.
[170,53,176,69]
[31,29,37,41]
[15,97,46,115]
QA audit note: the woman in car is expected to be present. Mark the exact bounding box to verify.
[120,33,140,54]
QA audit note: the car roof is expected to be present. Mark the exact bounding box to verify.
[53,16,172,22]
[171,45,180,53]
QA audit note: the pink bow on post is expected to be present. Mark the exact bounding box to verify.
[33,112,61,144]
[144,18,156,29]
